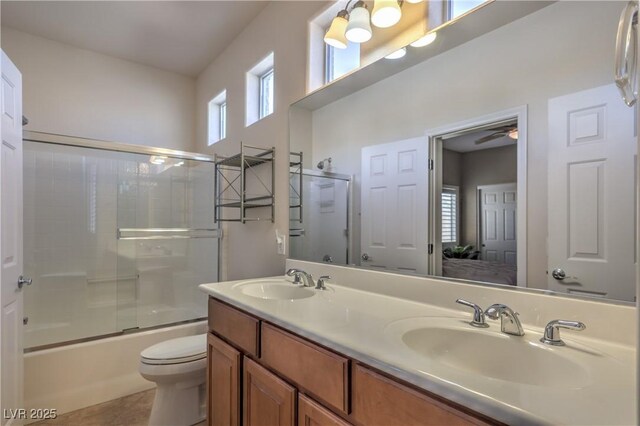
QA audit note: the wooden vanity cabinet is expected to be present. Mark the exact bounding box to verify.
[207,296,499,426]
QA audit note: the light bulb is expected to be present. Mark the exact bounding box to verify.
[324,11,349,49]
[345,2,372,43]
[371,0,402,28]
[385,47,406,59]
[410,32,437,48]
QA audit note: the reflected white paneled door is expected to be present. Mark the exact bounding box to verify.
[548,84,637,301]
[361,137,428,274]
[478,183,517,265]
[1,51,24,424]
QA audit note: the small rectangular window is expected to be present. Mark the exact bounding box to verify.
[325,42,360,84]
[259,68,274,119]
[219,102,227,140]
[449,0,487,20]
[207,90,227,145]
[442,186,458,243]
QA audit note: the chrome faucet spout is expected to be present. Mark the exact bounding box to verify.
[285,268,314,287]
[485,304,525,336]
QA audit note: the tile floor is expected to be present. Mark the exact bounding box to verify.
[32,389,206,426]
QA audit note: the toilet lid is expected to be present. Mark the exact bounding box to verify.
[141,334,207,365]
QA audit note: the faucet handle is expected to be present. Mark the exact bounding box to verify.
[455,299,489,328]
[540,319,586,346]
[315,275,331,290]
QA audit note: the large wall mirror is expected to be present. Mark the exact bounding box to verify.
[289,0,637,303]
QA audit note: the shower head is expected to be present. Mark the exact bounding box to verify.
[317,157,332,170]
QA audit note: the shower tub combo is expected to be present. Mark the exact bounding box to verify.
[21,131,218,416]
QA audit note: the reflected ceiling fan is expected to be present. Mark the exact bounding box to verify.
[474,126,518,145]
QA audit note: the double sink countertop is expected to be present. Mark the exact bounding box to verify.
[199,277,636,426]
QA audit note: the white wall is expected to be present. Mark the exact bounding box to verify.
[460,145,517,246]
[1,28,196,151]
[305,1,623,289]
[195,1,326,280]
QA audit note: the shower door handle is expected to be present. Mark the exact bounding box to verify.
[17,275,32,289]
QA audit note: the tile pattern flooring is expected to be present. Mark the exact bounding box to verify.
[33,389,206,426]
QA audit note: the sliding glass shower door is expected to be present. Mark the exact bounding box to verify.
[23,139,218,349]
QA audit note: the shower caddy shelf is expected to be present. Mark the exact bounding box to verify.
[215,143,275,223]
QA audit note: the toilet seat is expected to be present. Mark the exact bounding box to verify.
[141,334,207,365]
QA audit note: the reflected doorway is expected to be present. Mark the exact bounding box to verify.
[428,108,527,286]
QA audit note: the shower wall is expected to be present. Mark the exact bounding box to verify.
[23,140,218,349]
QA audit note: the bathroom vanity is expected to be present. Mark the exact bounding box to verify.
[200,261,636,426]
[205,298,492,426]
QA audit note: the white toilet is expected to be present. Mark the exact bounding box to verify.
[139,334,207,426]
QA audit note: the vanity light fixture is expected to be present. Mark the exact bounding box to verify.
[410,31,437,47]
[371,0,402,28]
[345,1,373,43]
[324,9,350,49]
[385,47,407,59]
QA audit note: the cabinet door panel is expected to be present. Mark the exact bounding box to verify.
[299,394,351,426]
[208,333,241,426]
[352,364,492,426]
[243,358,296,426]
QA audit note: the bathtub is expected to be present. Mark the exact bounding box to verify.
[24,320,207,421]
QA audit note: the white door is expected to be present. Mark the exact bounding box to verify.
[548,84,636,301]
[1,51,24,424]
[478,183,517,265]
[361,137,428,274]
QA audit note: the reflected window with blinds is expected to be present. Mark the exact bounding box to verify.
[442,186,459,244]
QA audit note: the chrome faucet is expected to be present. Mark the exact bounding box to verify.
[455,299,489,328]
[285,268,314,287]
[485,304,525,336]
[540,319,586,346]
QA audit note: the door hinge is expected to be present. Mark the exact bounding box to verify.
[428,159,434,171]
[428,243,434,255]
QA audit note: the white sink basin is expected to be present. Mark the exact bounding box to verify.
[387,318,592,389]
[232,279,316,301]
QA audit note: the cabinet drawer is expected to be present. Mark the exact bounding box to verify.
[260,323,349,414]
[352,364,493,426]
[208,298,259,356]
[299,394,351,426]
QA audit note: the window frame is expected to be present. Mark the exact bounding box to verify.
[207,90,227,146]
[441,185,459,244]
[325,44,335,83]
[219,101,227,141]
[259,68,274,119]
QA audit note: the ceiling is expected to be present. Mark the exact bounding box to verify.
[443,127,517,153]
[1,1,269,77]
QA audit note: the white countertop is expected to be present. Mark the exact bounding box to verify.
[199,276,636,426]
